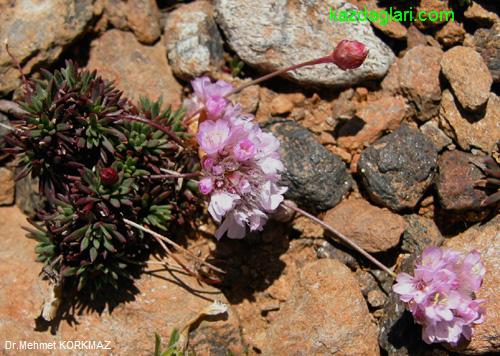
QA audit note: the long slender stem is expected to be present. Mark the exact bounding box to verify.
[123,218,225,274]
[149,172,202,180]
[283,201,396,278]
[182,55,333,124]
[121,114,184,146]
[225,56,332,97]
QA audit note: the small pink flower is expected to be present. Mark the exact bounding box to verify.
[198,177,214,195]
[233,139,256,161]
[197,119,231,154]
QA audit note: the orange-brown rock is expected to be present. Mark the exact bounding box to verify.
[382,46,443,121]
[0,0,95,95]
[104,0,161,44]
[337,95,407,150]
[0,167,14,206]
[436,21,466,47]
[439,90,499,153]
[87,30,182,106]
[441,46,492,112]
[0,207,243,355]
[263,259,380,355]
[323,198,405,253]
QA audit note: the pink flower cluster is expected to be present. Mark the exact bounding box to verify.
[187,77,286,240]
[393,247,486,346]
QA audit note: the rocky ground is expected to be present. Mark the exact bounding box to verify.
[0,0,499,355]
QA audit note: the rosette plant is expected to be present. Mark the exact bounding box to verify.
[4,61,198,300]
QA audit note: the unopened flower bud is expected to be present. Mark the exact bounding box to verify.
[100,167,119,186]
[331,40,368,70]
[199,177,214,195]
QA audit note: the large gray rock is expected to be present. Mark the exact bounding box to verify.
[0,0,95,95]
[264,119,352,211]
[165,1,224,80]
[358,125,438,211]
[214,0,395,87]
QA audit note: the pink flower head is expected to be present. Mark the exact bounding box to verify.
[185,76,234,120]
[331,40,368,70]
[393,247,486,346]
[197,119,231,154]
[193,78,287,240]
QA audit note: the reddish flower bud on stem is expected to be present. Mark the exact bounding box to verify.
[226,40,368,96]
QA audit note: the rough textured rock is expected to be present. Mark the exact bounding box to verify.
[439,90,499,153]
[0,112,9,148]
[337,95,407,150]
[264,259,380,355]
[0,0,95,95]
[473,23,500,83]
[15,172,44,218]
[437,150,488,211]
[415,0,452,29]
[87,30,182,106]
[264,119,352,211]
[358,125,438,211]
[436,21,465,47]
[401,214,444,254]
[420,120,452,152]
[441,46,492,112]
[104,0,161,44]
[165,1,224,80]
[214,0,395,87]
[464,1,499,26]
[316,240,360,270]
[323,198,405,253]
[0,206,244,355]
[445,216,500,354]
[381,46,443,121]
[0,167,14,206]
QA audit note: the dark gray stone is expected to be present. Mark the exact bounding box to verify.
[15,171,44,218]
[402,214,444,254]
[358,125,438,211]
[316,239,359,270]
[474,23,500,83]
[263,119,352,211]
[436,150,488,211]
[0,113,9,148]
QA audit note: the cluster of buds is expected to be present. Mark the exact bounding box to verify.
[393,247,486,345]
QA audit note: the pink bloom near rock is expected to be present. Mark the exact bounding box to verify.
[191,76,287,239]
[393,246,486,346]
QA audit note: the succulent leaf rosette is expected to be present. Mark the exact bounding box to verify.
[5,62,197,298]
